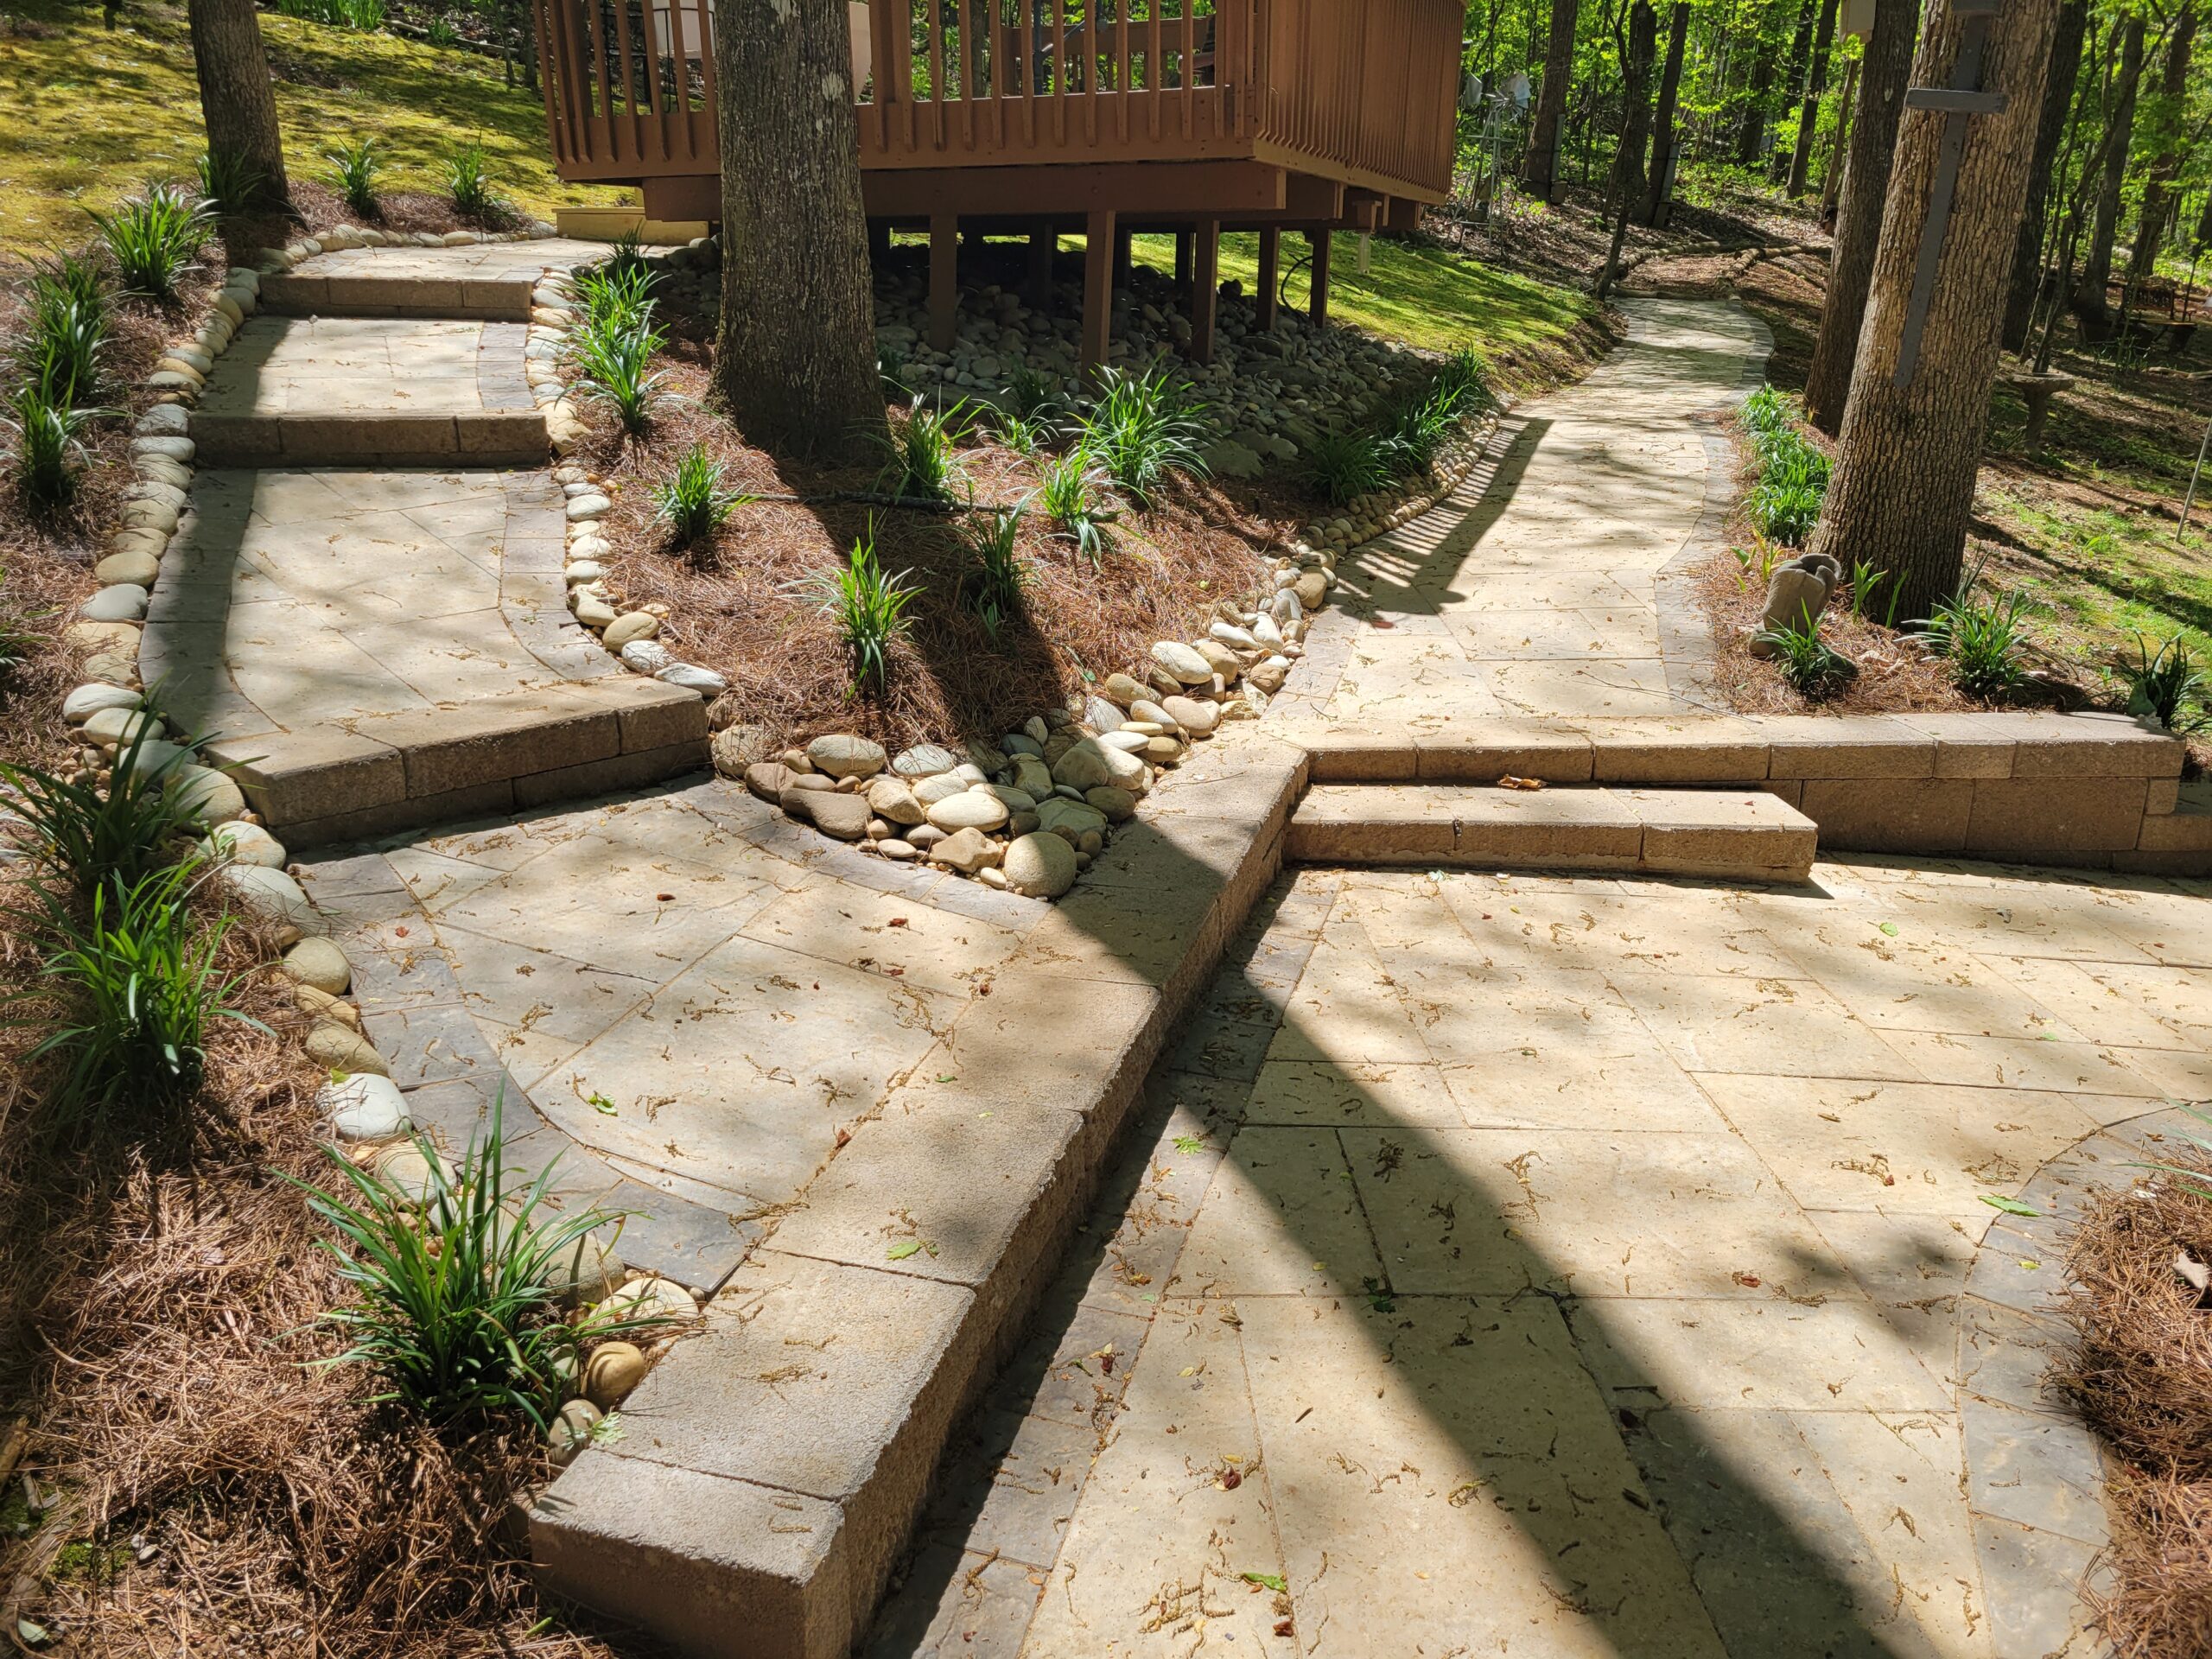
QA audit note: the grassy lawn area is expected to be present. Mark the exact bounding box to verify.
[1129,228,1597,359]
[0,0,623,255]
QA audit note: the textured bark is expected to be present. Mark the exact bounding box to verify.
[1785,0,1840,194]
[1524,0,1582,200]
[712,0,887,461]
[1736,26,1778,164]
[1617,0,1660,210]
[2072,12,2145,325]
[1643,2,1690,223]
[1807,0,2064,620]
[187,0,289,212]
[1803,0,1919,433]
[1768,1,1817,179]
[2125,3,2197,302]
[2000,0,2086,351]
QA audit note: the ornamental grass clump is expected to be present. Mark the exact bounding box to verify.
[957,506,1027,640]
[652,442,748,549]
[194,147,265,216]
[0,717,203,900]
[568,307,669,435]
[16,254,110,407]
[4,386,105,512]
[326,137,383,219]
[442,139,501,221]
[2122,634,2208,732]
[1032,447,1110,566]
[1302,425,1391,507]
[1916,576,2035,699]
[1752,612,1856,700]
[292,1093,671,1429]
[16,858,263,1119]
[1082,365,1210,507]
[88,183,213,303]
[803,525,919,699]
[1740,385,1831,549]
[876,397,971,506]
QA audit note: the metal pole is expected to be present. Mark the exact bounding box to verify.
[2179,404,2212,542]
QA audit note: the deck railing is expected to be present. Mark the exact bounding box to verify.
[537,0,1460,203]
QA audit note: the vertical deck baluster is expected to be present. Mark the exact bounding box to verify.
[585,0,613,162]
[1179,0,1192,137]
[927,0,946,152]
[960,0,976,149]
[608,0,639,164]
[1147,0,1162,139]
[1052,0,1067,146]
[691,0,718,168]
[1020,0,1036,146]
[1115,0,1130,145]
[634,0,666,167]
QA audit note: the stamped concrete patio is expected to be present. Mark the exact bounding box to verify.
[868,858,2212,1656]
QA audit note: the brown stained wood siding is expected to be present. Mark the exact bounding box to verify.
[538,0,1460,206]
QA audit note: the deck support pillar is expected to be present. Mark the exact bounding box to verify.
[1255,227,1280,333]
[1188,219,1219,364]
[1082,209,1116,375]
[1027,219,1055,313]
[1307,230,1332,327]
[928,211,958,353]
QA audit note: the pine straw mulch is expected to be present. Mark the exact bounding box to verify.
[570,331,1304,756]
[2058,1154,2212,1659]
[0,872,660,1658]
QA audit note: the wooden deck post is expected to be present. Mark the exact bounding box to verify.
[1027,219,1055,314]
[1082,209,1116,374]
[929,211,958,353]
[1306,230,1332,327]
[1255,227,1280,332]
[1188,219,1219,364]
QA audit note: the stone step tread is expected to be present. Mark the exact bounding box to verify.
[1288,783,1817,880]
[203,677,709,845]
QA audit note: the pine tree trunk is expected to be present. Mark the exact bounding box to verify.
[1525,0,1582,201]
[712,0,887,461]
[1807,0,2064,621]
[2071,12,2145,327]
[2124,3,2196,306]
[1785,0,1840,194]
[187,0,289,213]
[520,0,540,96]
[1768,1,1816,181]
[1643,2,1690,223]
[1616,0,1660,212]
[1802,0,1919,433]
[2000,0,2085,351]
[1737,47,1776,166]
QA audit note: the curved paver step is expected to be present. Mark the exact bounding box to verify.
[1288,781,1818,880]
[189,315,544,466]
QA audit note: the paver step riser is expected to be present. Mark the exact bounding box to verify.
[1287,784,1819,884]
[259,272,534,321]
[188,411,547,467]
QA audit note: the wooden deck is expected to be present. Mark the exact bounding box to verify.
[533,0,1463,363]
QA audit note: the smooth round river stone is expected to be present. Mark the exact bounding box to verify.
[1150,640,1213,685]
[63,683,139,723]
[865,776,926,825]
[1001,830,1077,899]
[915,772,970,805]
[223,863,313,927]
[892,743,958,779]
[82,706,162,747]
[204,821,286,868]
[1084,786,1137,822]
[1161,696,1220,734]
[807,734,887,779]
[603,612,659,650]
[94,551,160,588]
[169,763,246,824]
[1037,798,1109,842]
[1102,672,1149,708]
[783,785,871,840]
[1052,737,1144,792]
[927,826,1000,873]
[321,1072,408,1141]
[926,791,1009,833]
[305,1020,387,1077]
[283,935,351,995]
[81,584,148,622]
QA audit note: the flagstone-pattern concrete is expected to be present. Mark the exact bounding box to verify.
[868,859,2212,1656]
[1280,297,1765,727]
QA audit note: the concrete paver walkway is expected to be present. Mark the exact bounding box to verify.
[870,859,2212,1656]
[1283,297,1760,727]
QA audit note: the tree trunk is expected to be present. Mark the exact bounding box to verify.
[1643,2,1690,223]
[1785,0,1840,194]
[2071,11,2145,326]
[1737,35,1776,165]
[2000,0,2086,350]
[1616,0,1660,211]
[1524,0,1581,201]
[520,0,540,96]
[1803,0,1919,433]
[1820,57,1859,219]
[712,0,887,461]
[1807,0,2064,621]
[1769,1,1817,180]
[187,0,289,213]
[2124,2,2197,307]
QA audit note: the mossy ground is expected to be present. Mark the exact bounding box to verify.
[0,0,623,257]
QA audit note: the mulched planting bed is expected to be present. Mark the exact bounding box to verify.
[2061,1154,2212,1658]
